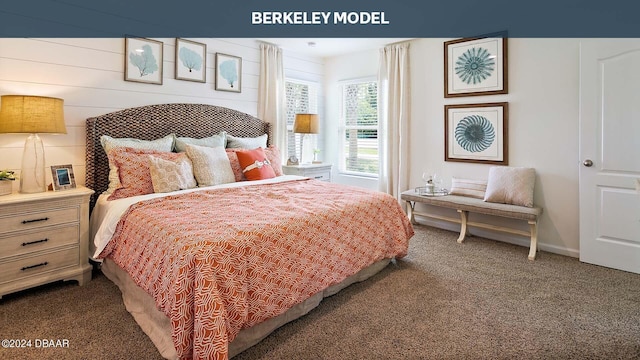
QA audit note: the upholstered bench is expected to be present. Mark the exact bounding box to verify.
[401,190,543,260]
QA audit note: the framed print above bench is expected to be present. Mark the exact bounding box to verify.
[444,34,508,97]
[445,102,508,165]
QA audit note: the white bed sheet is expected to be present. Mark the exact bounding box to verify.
[89,175,305,260]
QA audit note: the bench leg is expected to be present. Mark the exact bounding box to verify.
[528,220,538,260]
[457,210,469,243]
[406,201,416,224]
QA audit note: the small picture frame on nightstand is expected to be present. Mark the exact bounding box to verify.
[51,164,76,191]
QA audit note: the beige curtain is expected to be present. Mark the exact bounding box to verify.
[258,42,286,153]
[378,42,411,200]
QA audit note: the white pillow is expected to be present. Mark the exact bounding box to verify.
[100,134,175,194]
[449,177,487,199]
[483,167,536,207]
[174,132,227,152]
[185,144,236,186]
[226,134,268,149]
[100,134,175,153]
[148,154,197,193]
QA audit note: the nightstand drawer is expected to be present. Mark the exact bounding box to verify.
[0,246,79,284]
[282,164,332,182]
[0,224,79,259]
[305,170,331,182]
[0,207,78,234]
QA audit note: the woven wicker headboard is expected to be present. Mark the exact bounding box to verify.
[86,103,271,212]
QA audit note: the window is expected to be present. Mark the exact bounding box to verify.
[340,79,378,177]
[285,79,318,158]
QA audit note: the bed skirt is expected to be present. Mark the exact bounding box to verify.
[101,257,392,359]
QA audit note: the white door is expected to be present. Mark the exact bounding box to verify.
[579,39,640,274]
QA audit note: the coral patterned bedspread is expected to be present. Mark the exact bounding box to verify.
[97,178,413,360]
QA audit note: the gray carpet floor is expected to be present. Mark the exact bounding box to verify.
[1,224,639,360]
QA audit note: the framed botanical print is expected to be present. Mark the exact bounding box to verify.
[445,102,508,165]
[444,33,507,97]
[175,38,206,83]
[125,37,163,85]
[215,53,242,92]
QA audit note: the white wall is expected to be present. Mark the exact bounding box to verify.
[0,38,323,191]
[324,38,581,257]
[281,47,326,161]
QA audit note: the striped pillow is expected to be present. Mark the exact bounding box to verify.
[449,177,487,199]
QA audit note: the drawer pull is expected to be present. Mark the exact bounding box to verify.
[22,217,49,224]
[21,262,49,271]
[22,238,49,246]
[314,176,323,179]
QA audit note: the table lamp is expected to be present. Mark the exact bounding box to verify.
[293,113,319,164]
[0,95,66,193]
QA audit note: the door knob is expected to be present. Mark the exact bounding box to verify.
[583,159,593,167]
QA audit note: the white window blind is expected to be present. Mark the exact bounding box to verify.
[340,79,378,177]
[285,79,318,158]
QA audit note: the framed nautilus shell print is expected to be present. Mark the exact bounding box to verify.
[445,102,508,165]
[444,33,507,97]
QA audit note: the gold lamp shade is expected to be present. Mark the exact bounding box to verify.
[0,95,66,134]
[0,95,67,193]
[293,113,319,134]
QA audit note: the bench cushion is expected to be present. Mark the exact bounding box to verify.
[401,193,542,221]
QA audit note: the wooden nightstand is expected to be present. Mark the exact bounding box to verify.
[0,186,94,299]
[282,164,332,182]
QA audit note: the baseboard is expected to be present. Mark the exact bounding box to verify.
[413,216,579,259]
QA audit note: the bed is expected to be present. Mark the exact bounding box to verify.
[86,103,414,360]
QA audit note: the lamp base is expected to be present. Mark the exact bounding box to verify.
[20,134,47,193]
[300,133,314,164]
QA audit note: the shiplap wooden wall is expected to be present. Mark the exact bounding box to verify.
[0,38,324,191]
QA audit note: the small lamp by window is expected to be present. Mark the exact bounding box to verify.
[293,113,319,164]
[0,95,66,193]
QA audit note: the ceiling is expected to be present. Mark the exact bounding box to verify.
[258,38,413,58]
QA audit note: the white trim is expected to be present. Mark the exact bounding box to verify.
[338,76,377,86]
[286,77,319,87]
[337,77,379,178]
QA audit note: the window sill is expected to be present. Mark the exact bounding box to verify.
[337,172,378,180]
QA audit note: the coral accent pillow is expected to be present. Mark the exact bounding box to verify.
[483,167,536,207]
[226,146,283,181]
[226,150,244,182]
[148,154,197,193]
[236,148,276,180]
[101,134,175,194]
[107,147,184,200]
[264,145,283,176]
